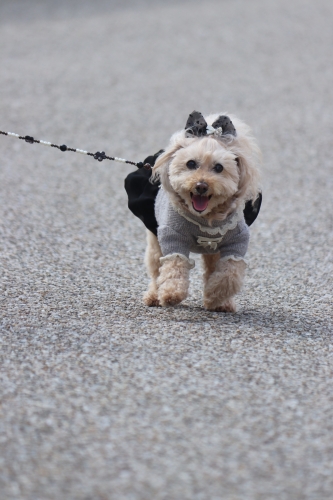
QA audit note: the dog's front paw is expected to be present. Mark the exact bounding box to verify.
[156,254,191,307]
[203,259,245,313]
[143,290,160,307]
[158,284,187,307]
[204,297,236,313]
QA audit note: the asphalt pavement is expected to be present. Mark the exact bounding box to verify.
[0,0,332,498]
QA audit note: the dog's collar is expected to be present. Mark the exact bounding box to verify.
[174,205,244,236]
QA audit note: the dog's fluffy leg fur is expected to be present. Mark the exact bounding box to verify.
[143,230,163,306]
[157,255,191,307]
[202,255,246,312]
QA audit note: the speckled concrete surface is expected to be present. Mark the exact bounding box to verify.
[0,1,333,499]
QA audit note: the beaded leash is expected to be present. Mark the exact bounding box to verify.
[0,129,150,169]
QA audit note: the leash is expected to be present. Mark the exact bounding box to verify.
[0,129,150,169]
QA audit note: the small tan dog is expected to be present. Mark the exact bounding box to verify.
[143,111,261,312]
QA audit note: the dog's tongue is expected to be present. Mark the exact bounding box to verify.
[192,195,209,212]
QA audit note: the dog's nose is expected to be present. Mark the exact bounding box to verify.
[195,182,208,195]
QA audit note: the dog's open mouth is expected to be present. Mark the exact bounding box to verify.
[190,193,212,212]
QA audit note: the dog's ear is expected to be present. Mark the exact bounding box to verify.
[151,142,184,187]
[231,132,261,202]
[235,154,260,201]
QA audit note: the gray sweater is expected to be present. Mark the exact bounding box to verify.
[155,188,249,266]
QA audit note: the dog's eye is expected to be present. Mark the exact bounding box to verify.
[213,163,224,173]
[186,160,197,170]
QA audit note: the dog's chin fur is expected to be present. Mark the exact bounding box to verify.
[145,112,261,310]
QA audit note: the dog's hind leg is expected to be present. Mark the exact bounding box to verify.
[202,254,246,312]
[143,230,163,306]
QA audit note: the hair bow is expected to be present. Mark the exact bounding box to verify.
[185,111,236,138]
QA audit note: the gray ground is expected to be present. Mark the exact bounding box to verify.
[0,0,333,498]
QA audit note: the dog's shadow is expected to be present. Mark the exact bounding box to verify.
[145,302,326,337]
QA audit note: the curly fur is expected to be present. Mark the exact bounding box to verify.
[143,230,162,307]
[202,256,246,312]
[144,112,261,311]
[156,253,191,306]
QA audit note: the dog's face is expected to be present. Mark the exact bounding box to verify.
[153,113,261,219]
[168,137,240,217]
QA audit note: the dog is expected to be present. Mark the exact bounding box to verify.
[126,111,261,311]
